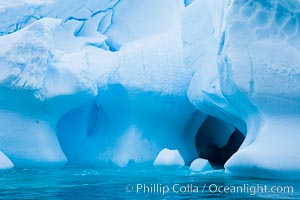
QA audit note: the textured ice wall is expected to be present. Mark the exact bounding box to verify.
[0,0,202,168]
[222,0,300,179]
[186,0,300,179]
[0,18,98,167]
[57,29,201,167]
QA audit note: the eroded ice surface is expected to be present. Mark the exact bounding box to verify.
[0,0,299,179]
[186,0,300,179]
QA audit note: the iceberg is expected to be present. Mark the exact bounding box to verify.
[0,0,299,180]
[185,0,300,179]
[57,32,201,167]
[220,0,300,179]
[189,158,212,172]
[0,151,14,170]
[153,148,185,167]
[0,0,199,168]
[0,18,98,167]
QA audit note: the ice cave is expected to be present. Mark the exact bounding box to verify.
[195,116,245,168]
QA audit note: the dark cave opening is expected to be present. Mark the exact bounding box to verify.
[195,116,245,168]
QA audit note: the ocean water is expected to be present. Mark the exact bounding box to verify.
[0,167,299,199]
